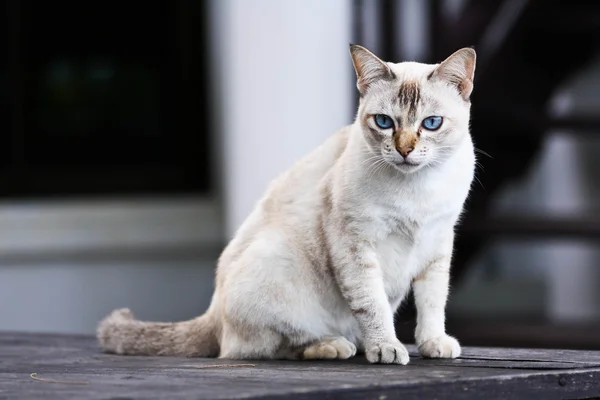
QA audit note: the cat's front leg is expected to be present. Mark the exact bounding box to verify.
[413,249,461,359]
[333,243,409,365]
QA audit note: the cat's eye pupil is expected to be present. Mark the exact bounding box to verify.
[422,116,443,130]
[374,114,393,129]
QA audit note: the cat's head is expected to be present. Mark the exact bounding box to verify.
[350,45,476,174]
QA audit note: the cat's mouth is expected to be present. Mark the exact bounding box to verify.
[394,159,420,167]
[391,159,424,173]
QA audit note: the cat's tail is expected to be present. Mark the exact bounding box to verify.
[96,308,219,357]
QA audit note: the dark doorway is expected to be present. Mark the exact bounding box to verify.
[3,0,212,198]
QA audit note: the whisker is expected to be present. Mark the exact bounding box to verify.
[434,145,457,150]
[362,157,388,180]
[372,159,390,177]
[361,155,384,166]
[474,147,493,159]
[473,174,485,189]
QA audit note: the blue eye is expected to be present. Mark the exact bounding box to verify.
[421,116,443,130]
[374,114,394,129]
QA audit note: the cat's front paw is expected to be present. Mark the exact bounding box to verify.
[365,340,410,365]
[418,335,461,359]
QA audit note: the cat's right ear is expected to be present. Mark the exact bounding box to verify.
[350,44,395,95]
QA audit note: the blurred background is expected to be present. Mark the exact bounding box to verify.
[1,0,599,350]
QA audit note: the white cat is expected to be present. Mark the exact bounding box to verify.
[97,44,476,365]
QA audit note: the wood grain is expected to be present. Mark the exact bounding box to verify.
[1,332,599,399]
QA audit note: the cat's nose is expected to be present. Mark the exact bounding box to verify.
[396,146,414,158]
[393,129,417,157]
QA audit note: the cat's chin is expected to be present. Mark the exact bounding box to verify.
[390,160,426,174]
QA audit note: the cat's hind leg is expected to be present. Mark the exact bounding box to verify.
[301,336,357,360]
[219,322,357,361]
[218,322,283,360]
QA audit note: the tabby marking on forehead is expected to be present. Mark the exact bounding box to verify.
[398,80,421,125]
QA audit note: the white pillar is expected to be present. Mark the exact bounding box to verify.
[210,0,353,237]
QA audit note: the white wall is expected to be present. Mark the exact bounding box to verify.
[0,258,216,334]
[210,0,353,237]
[0,199,221,334]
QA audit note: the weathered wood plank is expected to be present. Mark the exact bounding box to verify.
[1,332,600,399]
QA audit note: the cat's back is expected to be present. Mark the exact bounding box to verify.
[261,126,351,216]
[218,126,350,268]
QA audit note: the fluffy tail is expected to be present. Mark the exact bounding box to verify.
[97,308,219,357]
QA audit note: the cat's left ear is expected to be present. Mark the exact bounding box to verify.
[429,47,476,101]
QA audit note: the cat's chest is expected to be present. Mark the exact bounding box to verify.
[373,218,447,304]
[374,233,419,299]
[375,229,431,274]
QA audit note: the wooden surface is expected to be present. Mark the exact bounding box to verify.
[1,333,600,399]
